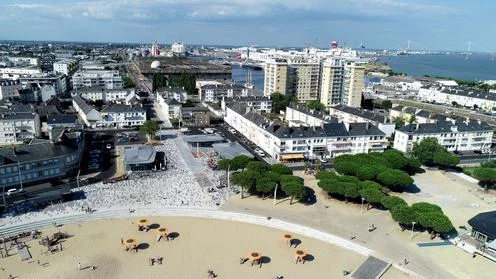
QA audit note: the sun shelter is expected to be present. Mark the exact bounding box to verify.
[137,218,150,230]
[156,227,169,242]
[248,252,262,267]
[295,250,307,264]
[283,234,293,246]
[124,238,138,250]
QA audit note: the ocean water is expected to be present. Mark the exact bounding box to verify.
[381,54,496,81]
[231,65,265,91]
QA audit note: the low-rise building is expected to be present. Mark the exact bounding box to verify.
[157,87,187,103]
[19,74,67,95]
[0,130,83,190]
[225,103,387,161]
[73,86,134,103]
[224,96,272,113]
[467,211,496,261]
[47,114,78,129]
[393,120,493,153]
[0,80,22,100]
[0,67,42,79]
[72,70,123,90]
[328,104,396,137]
[418,86,496,112]
[181,106,210,127]
[0,103,41,145]
[53,59,79,76]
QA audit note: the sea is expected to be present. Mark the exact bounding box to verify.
[380,53,496,81]
[229,53,496,91]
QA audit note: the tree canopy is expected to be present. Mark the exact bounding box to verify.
[412,137,459,168]
[433,151,460,168]
[376,169,413,191]
[280,175,305,204]
[123,76,135,89]
[380,196,407,210]
[306,100,326,111]
[271,92,298,113]
[472,167,496,188]
[270,164,293,175]
[169,73,197,95]
[139,120,159,140]
[382,100,393,109]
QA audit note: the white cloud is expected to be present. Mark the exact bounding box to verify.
[3,0,460,23]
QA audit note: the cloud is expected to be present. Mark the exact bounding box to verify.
[3,0,460,23]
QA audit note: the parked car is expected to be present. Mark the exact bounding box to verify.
[106,144,112,149]
[254,149,266,157]
[6,188,20,196]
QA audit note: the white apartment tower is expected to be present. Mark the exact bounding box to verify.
[320,59,364,108]
[287,58,320,102]
[264,59,288,97]
[343,62,365,108]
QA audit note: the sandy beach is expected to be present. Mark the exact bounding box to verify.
[0,216,386,279]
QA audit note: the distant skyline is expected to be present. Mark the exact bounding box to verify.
[0,1,494,52]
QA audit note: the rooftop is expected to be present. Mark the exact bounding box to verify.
[136,57,231,75]
[398,120,493,134]
[468,211,496,240]
[47,114,77,125]
[0,139,79,164]
[124,146,156,165]
[101,104,145,113]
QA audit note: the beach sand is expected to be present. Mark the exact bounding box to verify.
[1,217,368,279]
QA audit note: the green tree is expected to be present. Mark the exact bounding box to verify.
[393,117,405,129]
[433,151,460,168]
[356,166,380,181]
[359,188,386,209]
[229,155,253,171]
[280,175,305,204]
[334,161,358,176]
[231,170,259,198]
[315,170,338,180]
[266,171,282,184]
[376,169,413,191]
[169,73,197,94]
[152,73,167,92]
[343,184,361,200]
[391,205,418,226]
[451,101,458,107]
[381,196,407,210]
[472,167,496,188]
[270,164,293,175]
[255,176,275,199]
[123,76,135,88]
[430,214,454,235]
[382,100,393,110]
[411,202,443,214]
[246,161,268,173]
[217,159,231,170]
[139,120,159,140]
[412,137,443,165]
[408,114,416,125]
[382,150,408,170]
[360,181,384,192]
[306,100,326,111]
[270,92,299,113]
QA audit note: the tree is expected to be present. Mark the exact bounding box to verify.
[451,101,458,107]
[472,167,496,188]
[246,161,268,173]
[123,76,135,88]
[430,214,454,235]
[306,100,326,111]
[359,188,385,209]
[315,171,337,180]
[382,100,393,110]
[376,169,413,191]
[412,137,443,165]
[217,159,231,170]
[381,196,407,210]
[280,175,305,204]
[152,73,167,92]
[334,161,358,176]
[270,92,299,113]
[256,176,275,199]
[411,202,443,215]
[433,151,460,168]
[391,205,418,226]
[169,73,197,95]
[139,120,159,141]
[270,164,293,175]
[356,166,380,181]
[343,184,361,200]
[231,170,259,198]
[266,171,282,184]
[393,117,405,129]
[229,155,253,171]
[360,181,384,192]
[381,150,408,170]
[408,114,416,125]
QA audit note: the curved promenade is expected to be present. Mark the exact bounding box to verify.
[0,207,422,278]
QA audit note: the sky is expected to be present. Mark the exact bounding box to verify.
[0,0,494,52]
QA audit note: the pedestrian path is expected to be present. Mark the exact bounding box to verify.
[352,256,390,279]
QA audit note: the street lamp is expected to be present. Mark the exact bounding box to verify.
[273,183,278,206]
[410,221,416,239]
[361,198,365,213]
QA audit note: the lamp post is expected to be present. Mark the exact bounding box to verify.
[361,198,365,213]
[76,169,81,188]
[17,161,23,191]
[273,183,278,206]
[410,221,416,239]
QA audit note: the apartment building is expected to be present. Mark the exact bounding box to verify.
[327,105,395,137]
[19,74,67,95]
[343,62,365,107]
[0,103,41,145]
[0,80,22,100]
[286,58,320,102]
[72,70,123,90]
[53,59,79,76]
[72,94,146,128]
[157,87,188,103]
[181,106,210,127]
[0,67,42,79]
[0,130,83,190]
[224,96,273,113]
[73,86,135,103]
[393,120,493,153]
[156,91,182,120]
[418,86,496,112]
[225,103,387,161]
[319,59,364,108]
[263,58,288,96]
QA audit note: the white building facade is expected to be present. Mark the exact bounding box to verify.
[72,70,123,90]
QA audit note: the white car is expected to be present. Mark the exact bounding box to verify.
[6,188,19,196]
[254,149,266,157]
